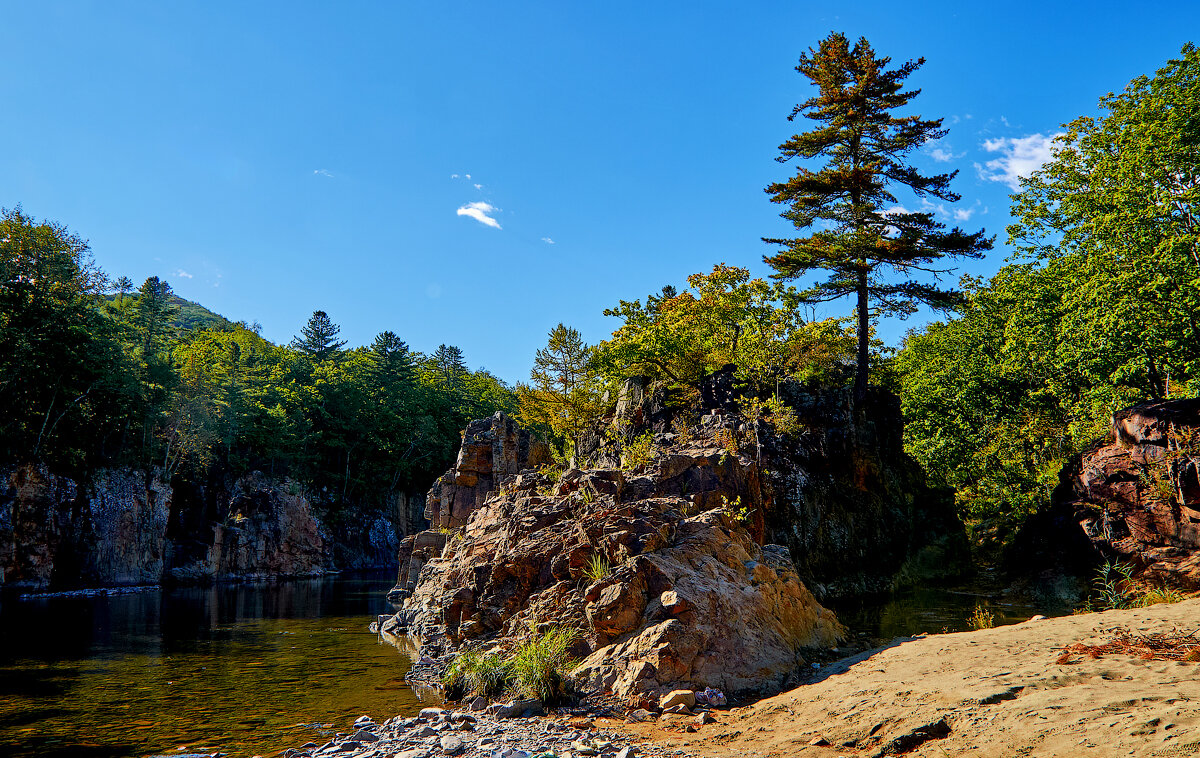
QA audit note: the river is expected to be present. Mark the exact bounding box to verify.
[0,572,429,758]
[0,570,1071,758]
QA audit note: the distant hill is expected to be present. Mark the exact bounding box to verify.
[105,293,236,332]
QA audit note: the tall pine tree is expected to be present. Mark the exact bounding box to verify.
[763,32,992,401]
[291,310,346,361]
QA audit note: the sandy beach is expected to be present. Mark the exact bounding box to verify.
[612,599,1200,757]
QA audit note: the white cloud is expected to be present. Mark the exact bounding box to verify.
[174,269,194,279]
[313,169,333,178]
[928,146,962,163]
[451,173,459,179]
[953,206,975,222]
[474,183,483,190]
[457,201,502,229]
[541,237,555,245]
[977,133,1064,190]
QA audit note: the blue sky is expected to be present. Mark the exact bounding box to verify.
[2,2,1197,383]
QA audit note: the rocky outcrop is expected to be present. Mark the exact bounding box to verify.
[424,413,552,530]
[1013,399,1200,588]
[766,383,968,596]
[0,464,80,589]
[386,381,959,701]
[167,472,331,583]
[393,451,841,700]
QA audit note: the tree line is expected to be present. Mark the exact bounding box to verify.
[0,210,515,520]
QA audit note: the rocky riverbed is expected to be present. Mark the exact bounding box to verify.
[276,706,697,758]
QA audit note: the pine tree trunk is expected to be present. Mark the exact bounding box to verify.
[855,271,869,404]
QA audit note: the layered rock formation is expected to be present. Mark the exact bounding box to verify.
[0,464,405,590]
[387,383,964,700]
[1015,399,1200,588]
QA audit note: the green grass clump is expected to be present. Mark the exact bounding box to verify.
[968,604,995,630]
[509,627,579,704]
[442,648,510,698]
[582,554,611,584]
[1082,560,1189,612]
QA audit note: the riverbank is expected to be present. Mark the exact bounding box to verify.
[608,598,1200,757]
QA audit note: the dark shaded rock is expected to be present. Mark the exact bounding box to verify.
[1010,398,1200,588]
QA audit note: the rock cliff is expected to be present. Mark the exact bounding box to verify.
[386,379,966,701]
[0,464,406,591]
[1012,399,1200,588]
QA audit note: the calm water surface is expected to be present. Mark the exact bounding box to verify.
[0,573,429,758]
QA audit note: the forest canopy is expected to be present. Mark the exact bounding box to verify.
[0,204,516,518]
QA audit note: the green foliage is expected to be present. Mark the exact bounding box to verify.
[763,33,992,399]
[0,208,518,518]
[596,264,860,391]
[896,45,1200,548]
[517,323,605,459]
[508,626,579,704]
[967,604,995,630]
[582,553,611,584]
[442,648,511,698]
[620,432,654,470]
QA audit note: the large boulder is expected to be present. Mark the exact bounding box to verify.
[1012,399,1200,588]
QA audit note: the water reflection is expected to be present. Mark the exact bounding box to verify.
[0,573,425,758]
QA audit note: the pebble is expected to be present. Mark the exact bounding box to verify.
[279,706,695,758]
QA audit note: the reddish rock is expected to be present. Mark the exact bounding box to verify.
[1024,399,1200,588]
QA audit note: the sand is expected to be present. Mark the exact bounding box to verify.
[610,598,1200,757]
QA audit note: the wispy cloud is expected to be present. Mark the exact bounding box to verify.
[313,169,334,178]
[457,201,502,229]
[541,237,555,245]
[928,146,963,163]
[174,269,194,279]
[474,183,483,190]
[977,133,1064,190]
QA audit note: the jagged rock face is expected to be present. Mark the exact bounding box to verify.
[395,422,845,700]
[84,468,172,585]
[765,384,968,597]
[0,464,171,589]
[0,464,79,589]
[1018,399,1200,588]
[170,471,330,582]
[424,413,552,530]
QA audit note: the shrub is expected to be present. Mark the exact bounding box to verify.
[968,604,995,630]
[509,626,579,704]
[622,432,654,470]
[442,648,511,698]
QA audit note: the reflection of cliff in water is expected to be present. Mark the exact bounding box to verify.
[0,572,424,758]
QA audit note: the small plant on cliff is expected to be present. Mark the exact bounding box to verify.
[715,427,739,457]
[442,648,510,698]
[724,494,751,525]
[671,415,696,446]
[510,626,579,704]
[621,432,655,470]
[582,553,611,584]
[967,604,995,630]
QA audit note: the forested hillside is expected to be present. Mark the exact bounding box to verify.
[0,206,516,520]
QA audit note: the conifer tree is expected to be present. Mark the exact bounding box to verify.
[291,310,346,361]
[521,323,602,458]
[764,32,992,401]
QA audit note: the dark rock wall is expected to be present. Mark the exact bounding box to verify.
[0,463,418,591]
